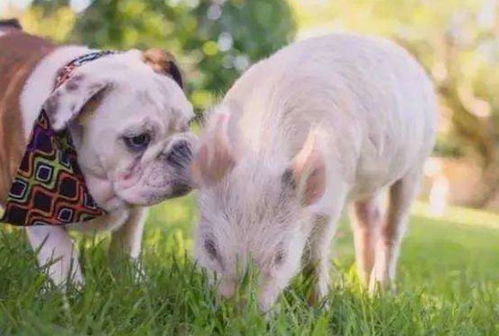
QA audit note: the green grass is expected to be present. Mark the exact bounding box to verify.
[0,197,498,335]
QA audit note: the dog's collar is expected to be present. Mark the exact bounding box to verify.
[1,51,117,226]
[55,50,117,89]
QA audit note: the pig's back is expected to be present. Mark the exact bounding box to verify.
[227,33,437,196]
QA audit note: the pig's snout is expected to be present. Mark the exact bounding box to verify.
[218,280,236,298]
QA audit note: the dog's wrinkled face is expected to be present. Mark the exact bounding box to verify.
[42,49,196,210]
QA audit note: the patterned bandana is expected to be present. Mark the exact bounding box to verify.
[1,51,115,226]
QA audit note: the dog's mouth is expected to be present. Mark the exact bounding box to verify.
[113,170,192,206]
[168,182,192,198]
[135,182,191,205]
[115,185,189,206]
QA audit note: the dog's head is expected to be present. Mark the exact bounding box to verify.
[42,49,196,210]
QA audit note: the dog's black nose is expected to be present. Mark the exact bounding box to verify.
[166,141,192,167]
[171,141,191,158]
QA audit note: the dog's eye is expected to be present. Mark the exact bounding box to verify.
[124,133,151,151]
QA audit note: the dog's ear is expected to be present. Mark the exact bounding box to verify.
[42,73,110,131]
[142,48,183,89]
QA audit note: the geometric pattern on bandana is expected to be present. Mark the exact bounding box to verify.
[1,51,115,226]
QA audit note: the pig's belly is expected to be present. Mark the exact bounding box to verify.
[347,152,417,201]
[348,172,401,201]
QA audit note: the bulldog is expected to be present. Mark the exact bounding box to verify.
[0,20,195,287]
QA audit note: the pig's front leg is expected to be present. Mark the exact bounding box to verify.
[305,189,348,303]
[25,225,83,288]
[304,214,335,304]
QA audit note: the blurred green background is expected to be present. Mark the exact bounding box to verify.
[2,0,498,212]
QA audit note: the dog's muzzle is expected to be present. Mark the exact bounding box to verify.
[162,139,194,197]
[165,140,193,168]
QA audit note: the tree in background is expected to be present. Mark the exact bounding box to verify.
[8,0,76,42]
[72,0,296,111]
[7,0,295,111]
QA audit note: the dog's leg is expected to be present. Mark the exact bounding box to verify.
[370,170,422,292]
[350,195,381,286]
[109,206,148,262]
[25,226,83,288]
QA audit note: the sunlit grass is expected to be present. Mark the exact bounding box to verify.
[413,201,499,230]
[0,198,498,335]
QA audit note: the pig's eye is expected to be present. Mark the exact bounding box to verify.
[274,250,285,266]
[204,239,218,260]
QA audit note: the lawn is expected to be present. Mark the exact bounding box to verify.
[0,196,498,335]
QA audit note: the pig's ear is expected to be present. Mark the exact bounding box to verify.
[285,129,326,206]
[42,72,110,131]
[190,113,236,187]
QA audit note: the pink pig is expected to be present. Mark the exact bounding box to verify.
[191,33,437,311]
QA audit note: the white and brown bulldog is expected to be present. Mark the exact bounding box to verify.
[0,20,196,287]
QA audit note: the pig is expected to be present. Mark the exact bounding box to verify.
[191,33,437,311]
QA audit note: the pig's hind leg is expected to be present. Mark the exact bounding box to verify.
[369,169,423,293]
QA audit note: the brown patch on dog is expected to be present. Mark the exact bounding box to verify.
[0,31,55,205]
[142,48,183,89]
